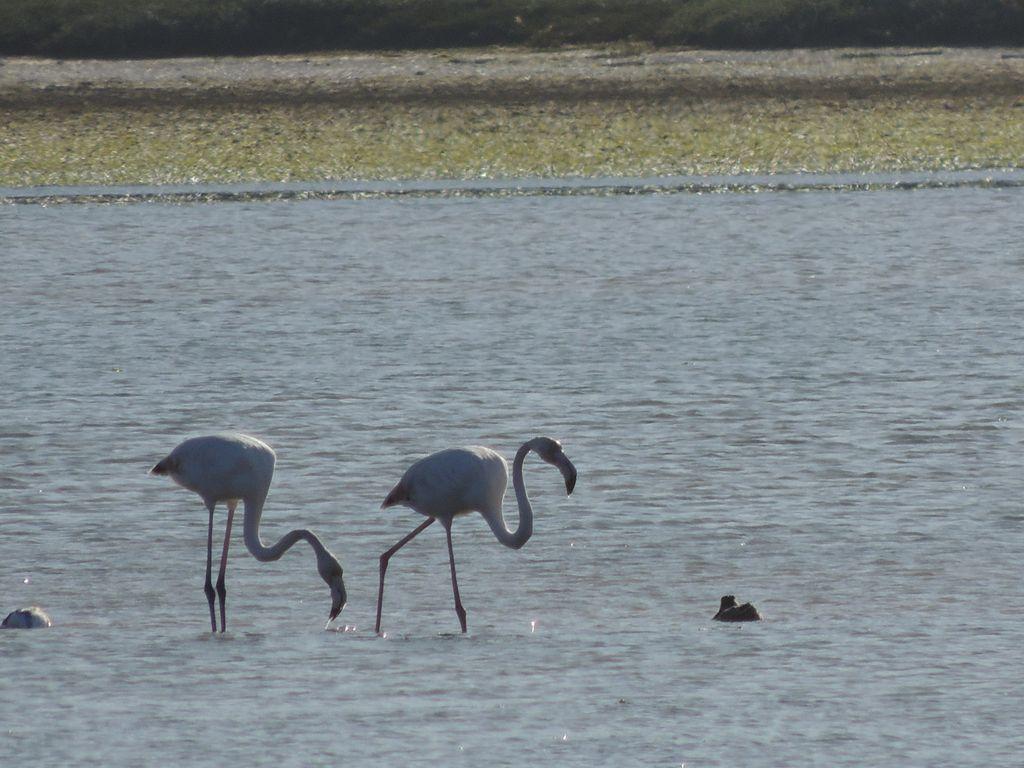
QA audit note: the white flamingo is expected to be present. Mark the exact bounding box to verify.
[150,433,346,632]
[376,436,577,634]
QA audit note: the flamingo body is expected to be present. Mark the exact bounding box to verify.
[151,433,346,632]
[153,433,274,506]
[383,446,509,523]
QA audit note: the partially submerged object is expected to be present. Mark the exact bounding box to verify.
[2,607,53,628]
[713,595,762,622]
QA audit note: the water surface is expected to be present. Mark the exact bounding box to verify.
[1,180,1022,765]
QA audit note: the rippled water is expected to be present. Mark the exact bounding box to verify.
[2,181,1022,765]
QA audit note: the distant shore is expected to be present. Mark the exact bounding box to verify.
[4,46,1024,106]
[4,0,1024,58]
[3,47,1023,187]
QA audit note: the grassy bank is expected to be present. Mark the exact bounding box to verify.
[3,47,1021,187]
[4,95,1021,187]
[2,0,1024,58]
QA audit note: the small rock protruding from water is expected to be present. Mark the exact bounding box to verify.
[713,595,762,622]
[2,607,53,628]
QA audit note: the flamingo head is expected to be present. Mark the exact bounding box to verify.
[317,553,347,622]
[529,437,577,495]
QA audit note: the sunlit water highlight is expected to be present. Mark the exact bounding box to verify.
[1,176,1022,765]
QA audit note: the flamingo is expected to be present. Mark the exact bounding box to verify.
[376,436,577,634]
[150,433,346,632]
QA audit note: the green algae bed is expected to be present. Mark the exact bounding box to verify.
[2,47,1023,187]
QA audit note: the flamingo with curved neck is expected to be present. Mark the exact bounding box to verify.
[151,433,346,632]
[376,436,577,634]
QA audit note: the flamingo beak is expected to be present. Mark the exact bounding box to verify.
[557,454,577,495]
[330,584,347,621]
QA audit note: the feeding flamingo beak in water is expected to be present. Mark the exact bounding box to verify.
[558,454,577,495]
[330,590,346,622]
[324,564,347,622]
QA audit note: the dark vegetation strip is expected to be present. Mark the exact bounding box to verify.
[2,0,1024,58]
[4,176,1023,206]
[6,75,1023,110]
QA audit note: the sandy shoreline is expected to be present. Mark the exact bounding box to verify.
[3,46,1024,106]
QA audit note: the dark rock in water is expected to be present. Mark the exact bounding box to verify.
[713,595,762,622]
[2,607,53,628]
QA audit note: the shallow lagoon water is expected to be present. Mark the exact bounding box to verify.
[1,178,1022,765]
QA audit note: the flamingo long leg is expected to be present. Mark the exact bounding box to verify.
[443,520,468,634]
[215,501,236,633]
[375,517,435,634]
[204,502,217,632]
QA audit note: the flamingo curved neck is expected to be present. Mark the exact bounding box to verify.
[242,498,329,563]
[487,442,534,550]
